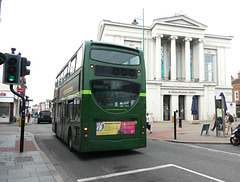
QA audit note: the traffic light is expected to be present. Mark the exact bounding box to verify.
[20,57,31,76]
[2,53,21,85]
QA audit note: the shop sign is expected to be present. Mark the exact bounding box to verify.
[0,92,6,96]
[168,91,196,94]
[17,88,24,92]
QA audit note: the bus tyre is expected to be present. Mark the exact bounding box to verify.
[68,130,74,152]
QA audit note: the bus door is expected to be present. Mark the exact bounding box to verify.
[60,101,66,139]
[52,103,56,132]
[56,102,62,137]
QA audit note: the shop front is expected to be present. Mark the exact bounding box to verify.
[0,91,19,123]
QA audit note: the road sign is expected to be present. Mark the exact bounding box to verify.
[17,88,24,92]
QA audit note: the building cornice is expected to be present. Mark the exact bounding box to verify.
[205,34,233,40]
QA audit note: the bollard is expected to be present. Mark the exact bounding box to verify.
[174,111,177,140]
[179,118,182,128]
[19,117,26,127]
[19,117,21,127]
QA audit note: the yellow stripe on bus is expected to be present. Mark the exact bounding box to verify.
[140,93,146,97]
[81,90,92,95]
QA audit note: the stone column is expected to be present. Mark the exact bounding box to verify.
[170,35,178,81]
[198,39,205,82]
[184,37,192,82]
[155,34,163,80]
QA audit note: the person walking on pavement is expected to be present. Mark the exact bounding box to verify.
[225,110,234,135]
[146,112,152,133]
[27,110,31,124]
[175,110,180,125]
[211,113,216,131]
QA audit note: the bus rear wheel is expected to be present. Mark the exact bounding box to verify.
[68,129,74,152]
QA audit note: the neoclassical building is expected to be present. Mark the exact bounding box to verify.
[97,15,233,122]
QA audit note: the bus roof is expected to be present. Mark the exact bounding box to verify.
[56,40,142,78]
[86,40,142,54]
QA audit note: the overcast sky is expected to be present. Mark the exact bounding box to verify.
[0,0,239,105]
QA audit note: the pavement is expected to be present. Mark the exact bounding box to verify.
[147,120,239,144]
[0,130,64,182]
[0,119,237,182]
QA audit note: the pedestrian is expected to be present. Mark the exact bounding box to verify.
[175,110,179,125]
[225,110,234,135]
[211,114,216,131]
[27,110,31,124]
[146,112,152,133]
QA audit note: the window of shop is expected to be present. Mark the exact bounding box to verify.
[0,106,9,118]
[0,105,10,123]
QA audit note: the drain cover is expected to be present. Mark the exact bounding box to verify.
[14,156,33,162]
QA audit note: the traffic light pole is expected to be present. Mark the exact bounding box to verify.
[10,85,25,152]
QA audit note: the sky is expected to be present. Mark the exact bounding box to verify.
[0,0,239,105]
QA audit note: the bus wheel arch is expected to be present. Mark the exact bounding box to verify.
[68,128,74,152]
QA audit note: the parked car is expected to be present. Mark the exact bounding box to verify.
[38,110,52,124]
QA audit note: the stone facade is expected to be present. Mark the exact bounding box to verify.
[98,15,233,122]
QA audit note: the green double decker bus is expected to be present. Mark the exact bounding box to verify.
[52,41,146,152]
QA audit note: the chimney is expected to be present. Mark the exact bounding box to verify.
[238,70,240,78]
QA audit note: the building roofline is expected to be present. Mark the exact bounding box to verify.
[97,17,233,41]
[205,34,233,40]
[150,15,207,31]
[97,19,151,41]
[153,15,207,27]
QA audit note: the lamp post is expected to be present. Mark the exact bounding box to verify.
[0,0,2,23]
[132,9,144,54]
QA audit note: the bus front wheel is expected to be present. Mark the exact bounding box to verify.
[68,129,74,152]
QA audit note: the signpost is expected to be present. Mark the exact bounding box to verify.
[10,85,26,152]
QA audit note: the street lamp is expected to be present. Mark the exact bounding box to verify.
[132,19,138,25]
[132,9,144,54]
[0,0,2,23]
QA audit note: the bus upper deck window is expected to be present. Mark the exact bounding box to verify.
[90,49,140,66]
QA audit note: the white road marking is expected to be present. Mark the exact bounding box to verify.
[77,164,225,182]
[172,164,225,182]
[186,144,240,157]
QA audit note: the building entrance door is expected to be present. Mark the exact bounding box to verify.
[193,96,199,120]
[163,95,170,121]
[179,95,185,120]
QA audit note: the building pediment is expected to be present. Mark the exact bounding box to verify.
[153,15,207,30]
